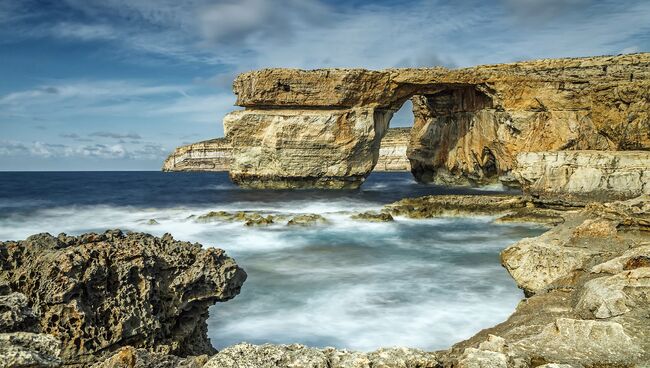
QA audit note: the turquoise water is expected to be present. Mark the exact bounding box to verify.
[0,171,545,351]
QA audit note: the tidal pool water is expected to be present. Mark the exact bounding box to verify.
[0,171,545,351]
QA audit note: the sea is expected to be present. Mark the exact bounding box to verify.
[0,171,546,351]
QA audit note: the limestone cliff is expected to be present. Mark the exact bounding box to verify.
[164,128,412,173]
[162,138,232,172]
[375,127,411,171]
[514,150,650,202]
[223,53,649,188]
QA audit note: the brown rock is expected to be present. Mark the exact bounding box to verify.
[0,230,247,365]
[223,54,650,188]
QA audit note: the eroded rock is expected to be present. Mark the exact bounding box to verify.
[224,54,650,188]
[0,230,247,365]
[514,151,650,202]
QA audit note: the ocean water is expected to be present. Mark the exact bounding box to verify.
[0,171,545,351]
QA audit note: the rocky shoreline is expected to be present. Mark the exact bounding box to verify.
[2,192,648,367]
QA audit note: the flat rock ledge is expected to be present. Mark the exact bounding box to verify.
[0,230,247,366]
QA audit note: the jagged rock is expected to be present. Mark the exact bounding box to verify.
[224,54,650,188]
[350,211,394,222]
[162,137,232,172]
[195,211,277,226]
[384,195,527,218]
[514,151,650,202]
[286,214,328,226]
[0,332,62,368]
[0,230,247,365]
[91,346,209,368]
[0,292,38,333]
[203,343,439,368]
[244,214,275,227]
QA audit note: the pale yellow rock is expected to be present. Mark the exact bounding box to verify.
[513,318,644,366]
[514,151,650,201]
[223,53,650,188]
[575,268,650,319]
[162,137,232,172]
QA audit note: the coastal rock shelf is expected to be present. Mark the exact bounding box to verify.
[220,53,649,188]
[162,128,412,173]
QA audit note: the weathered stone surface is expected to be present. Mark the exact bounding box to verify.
[286,214,328,226]
[375,127,411,172]
[162,138,232,172]
[164,128,411,174]
[0,292,38,333]
[224,53,650,188]
[384,194,527,218]
[0,332,62,368]
[514,150,650,202]
[91,346,209,368]
[224,107,392,189]
[0,230,247,365]
[350,211,394,222]
[203,343,439,368]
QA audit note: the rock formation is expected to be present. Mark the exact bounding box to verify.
[223,53,649,188]
[375,194,650,367]
[162,138,232,172]
[514,150,649,202]
[375,127,411,171]
[163,128,412,174]
[0,230,246,366]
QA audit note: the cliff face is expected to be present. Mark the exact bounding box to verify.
[514,151,650,202]
[223,53,649,188]
[376,127,411,171]
[162,138,232,172]
[163,129,412,173]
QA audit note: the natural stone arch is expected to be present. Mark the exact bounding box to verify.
[223,54,650,189]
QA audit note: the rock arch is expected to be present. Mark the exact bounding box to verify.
[223,54,650,189]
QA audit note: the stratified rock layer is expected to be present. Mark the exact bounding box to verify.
[225,53,649,188]
[0,230,247,365]
[163,128,412,173]
[375,127,411,171]
[162,138,232,172]
[514,150,650,202]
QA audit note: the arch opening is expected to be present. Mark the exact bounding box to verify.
[374,84,500,186]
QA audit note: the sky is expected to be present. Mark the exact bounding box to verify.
[1,0,649,170]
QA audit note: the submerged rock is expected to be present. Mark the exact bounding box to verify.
[286,214,328,226]
[0,230,247,365]
[384,195,527,218]
[350,211,394,222]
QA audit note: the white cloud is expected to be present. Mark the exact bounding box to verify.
[0,140,168,160]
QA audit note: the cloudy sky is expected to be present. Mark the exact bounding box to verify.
[1,0,648,170]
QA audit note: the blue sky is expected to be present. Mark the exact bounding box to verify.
[1,0,648,170]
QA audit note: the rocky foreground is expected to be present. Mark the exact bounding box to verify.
[2,194,649,367]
